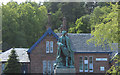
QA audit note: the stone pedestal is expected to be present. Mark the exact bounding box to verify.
[54,68,76,75]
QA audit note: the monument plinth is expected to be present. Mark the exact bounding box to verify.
[54,67,76,75]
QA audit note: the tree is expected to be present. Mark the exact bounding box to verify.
[87,3,118,48]
[69,15,91,33]
[2,2,47,51]
[87,2,119,74]
[3,49,21,73]
[44,2,87,31]
[106,55,120,75]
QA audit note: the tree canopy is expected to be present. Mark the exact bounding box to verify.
[2,2,47,51]
[2,2,111,51]
[87,3,118,49]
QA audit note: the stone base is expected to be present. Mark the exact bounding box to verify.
[54,68,76,75]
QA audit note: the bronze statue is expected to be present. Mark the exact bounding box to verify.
[56,31,74,68]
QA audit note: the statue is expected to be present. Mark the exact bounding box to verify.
[56,31,74,68]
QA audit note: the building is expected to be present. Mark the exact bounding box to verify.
[0,15,118,74]
[27,28,113,74]
[0,28,117,74]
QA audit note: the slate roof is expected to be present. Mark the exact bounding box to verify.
[0,48,30,62]
[57,33,112,53]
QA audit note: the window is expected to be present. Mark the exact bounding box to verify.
[100,67,105,71]
[89,56,93,72]
[2,63,5,73]
[46,41,53,53]
[96,58,107,61]
[21,63,28,74]
[47,61,51,74]
[84,56,88,72]
[46,41,49,53]
[43,60,47,74]
[52,61,56,74]
[43,60,56,74]
[50,41,53,53]
[79,57,83,72]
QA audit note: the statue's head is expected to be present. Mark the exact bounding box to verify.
[62,31,67,36]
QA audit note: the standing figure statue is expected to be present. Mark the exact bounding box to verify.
[56,31,74,68]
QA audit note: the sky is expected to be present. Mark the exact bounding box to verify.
[0,0,119,5]
[1,0,45,5]
[1,0,119,4]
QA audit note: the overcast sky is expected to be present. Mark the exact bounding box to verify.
[1,0,45,5]
[1,0,119,5]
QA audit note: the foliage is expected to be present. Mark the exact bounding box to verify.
[106,55,120,75]
[87,3,118,48]
[86,2,119,74]
[2,2,110,51]
[69,15,91,33]
[2,2,47,51]
[3,49,21,73]
[51,8,63,30]
[44,2,90,31]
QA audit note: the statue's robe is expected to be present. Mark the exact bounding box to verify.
[57,35,74,65]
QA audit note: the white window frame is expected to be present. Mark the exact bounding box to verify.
[43,60,47,74]
[46,41,49,53]
[84,56,88,72]
[50,41,53,53]
[100,66,105,71]
[89,56,93,72]
[79,56,83,72]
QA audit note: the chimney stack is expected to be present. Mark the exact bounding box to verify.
[46,13,51,30]
[62,17,67,31]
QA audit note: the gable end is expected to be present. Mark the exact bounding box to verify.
[27,28,58,53]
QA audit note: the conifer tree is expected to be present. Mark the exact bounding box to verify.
[3,49,21,73]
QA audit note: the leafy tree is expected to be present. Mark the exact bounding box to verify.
[2,2,47,51]
[87,2,119,74]
[69,15,91,33]
[87,3,118,48]
[44,2,87,30]
[3,49,21,73]
[2,2,113,51]
[106,55,120,75]
[51,8,63,30]
[90,5,111,30]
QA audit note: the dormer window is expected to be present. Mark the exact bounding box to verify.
[46,41,53,53]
